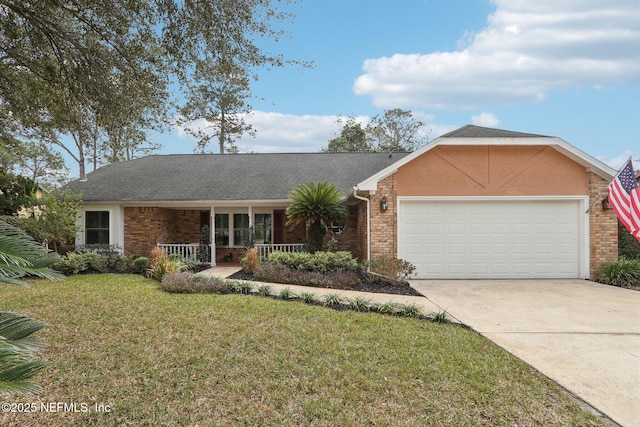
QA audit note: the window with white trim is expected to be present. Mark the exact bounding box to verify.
[233,214,250,246]
[254,213,272,244]
[214,214,229,246]
[85,211,109,244]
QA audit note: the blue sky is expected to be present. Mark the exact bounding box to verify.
[142,1,638,172]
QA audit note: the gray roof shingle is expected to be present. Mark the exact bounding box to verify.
[66,152,410,202]
[441,124,549,138]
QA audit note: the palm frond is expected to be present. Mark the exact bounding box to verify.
[0,220,62,286]
[0,312,46,343]
[0,361,46,397]
[0,312,47,397]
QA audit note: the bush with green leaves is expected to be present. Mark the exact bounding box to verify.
[52,251,142,275]
[598,257,640,287]
[132,257,149,274]
[264,250,358,273]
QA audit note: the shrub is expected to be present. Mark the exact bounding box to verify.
[618,222,640,259]
[254,264,360,288]
[598,257,640,287]
[299,291,316,304]
[348,296,371,312]
[363,258,416,286]
[52,251,140,275]
[147,248,187,282]
[323,293,343,307]
[52,252,89,275]
[257,284,272,297]
[232,281,253,295]
[278,287,294,300]
[159,272,235,294]
[241,247,261,273]
[264,250,358,273]
[132,257,149,274]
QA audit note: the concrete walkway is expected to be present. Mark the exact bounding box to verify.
[410,279,640,427]
[200,268,638,426]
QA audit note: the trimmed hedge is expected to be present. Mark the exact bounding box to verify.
[53,252,150,275]
[264,250,358,273]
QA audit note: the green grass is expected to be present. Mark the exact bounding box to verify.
[0,275,606,426]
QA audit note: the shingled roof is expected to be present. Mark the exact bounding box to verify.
[66,152,410,203]
[441,124,549,138]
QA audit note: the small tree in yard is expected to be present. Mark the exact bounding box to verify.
[286,182,348,253]
[27,189,82,253]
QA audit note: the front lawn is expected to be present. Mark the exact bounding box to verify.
[0,275,606,426]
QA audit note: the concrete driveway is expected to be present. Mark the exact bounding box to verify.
[410,279,640,427]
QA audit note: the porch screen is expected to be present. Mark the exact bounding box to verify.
[85,211,109,244]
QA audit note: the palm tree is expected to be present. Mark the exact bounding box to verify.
[0,220,62,396]
[286,182,349,252]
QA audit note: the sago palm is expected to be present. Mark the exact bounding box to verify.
[286,182,348,252]
[0,220,61,396]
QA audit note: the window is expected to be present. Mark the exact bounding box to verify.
[233,214,250,246]
[85,211,109,244]
[215,214,229,246]
[214,212,273,247]
[254,213,272,244]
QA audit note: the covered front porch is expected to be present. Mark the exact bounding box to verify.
[123,203,307,265]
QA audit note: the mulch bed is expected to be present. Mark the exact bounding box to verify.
[227,270,423,297]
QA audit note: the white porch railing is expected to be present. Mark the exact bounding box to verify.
[157,243,203,262]
[157,243,305,263]
[255,243,305,259]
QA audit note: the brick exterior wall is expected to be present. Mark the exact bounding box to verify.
[588,171,618,278]
[369,174,398,260]
[320,205,359,254]
[124,207,201,256]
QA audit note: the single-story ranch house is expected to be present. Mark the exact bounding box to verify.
[65,125,619,280]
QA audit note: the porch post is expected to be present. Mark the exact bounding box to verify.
[248,205,253,245]
[210,206,216,266]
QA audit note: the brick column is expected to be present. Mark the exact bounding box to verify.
[587,171,618,279]
[369,174,398,260]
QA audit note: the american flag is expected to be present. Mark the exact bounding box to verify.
[607,158,640,241]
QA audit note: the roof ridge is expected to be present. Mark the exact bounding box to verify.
[441,124,550,138]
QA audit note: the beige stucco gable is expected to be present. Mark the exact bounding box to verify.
[396,145,588,196]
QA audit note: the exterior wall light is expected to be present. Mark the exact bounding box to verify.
[380,196,389,211]
[602,196,612,210]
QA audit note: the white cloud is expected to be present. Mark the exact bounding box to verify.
[471,112,501,127]
[173,111,345,153]
[353,0,640,109]
[597,151,638,170]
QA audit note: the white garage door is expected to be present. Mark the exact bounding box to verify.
[398,199,583,279]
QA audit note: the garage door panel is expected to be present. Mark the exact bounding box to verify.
[399,200,581,279]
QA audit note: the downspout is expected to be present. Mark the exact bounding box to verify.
[352,186,370,264]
